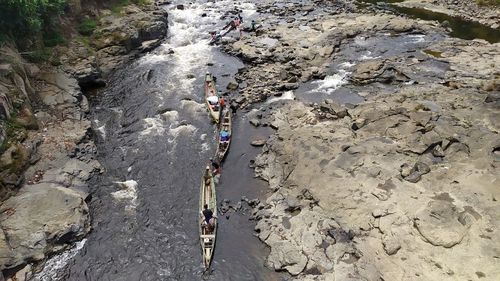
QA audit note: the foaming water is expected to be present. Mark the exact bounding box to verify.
[360,50,381,60]
[33,239,87,281]
[267,90,296,103]
[140,117,167,137]
[312,70,351,94]
[112,180,139,212]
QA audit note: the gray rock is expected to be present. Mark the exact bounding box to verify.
[432,144,445,157]
[404,162,430,183]
[249,118,261,127]
[251,139,267,147]
[227,81,239,90]
[0,184,90,270]
[400,163,412,178]
[323,99,349,118]
[382,235,401,255]
[139,21,167,41]
[414,200,473,248]
[266,239,308,275]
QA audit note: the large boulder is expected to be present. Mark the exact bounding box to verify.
[414,200,473,248]
[266,237,308,275]
[0,184,90,270]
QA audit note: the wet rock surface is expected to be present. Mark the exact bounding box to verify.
[219,0,500,280]
[0,184,90,270]
[395,0,500,29]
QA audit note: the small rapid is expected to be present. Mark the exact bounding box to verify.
[34,1,281,280]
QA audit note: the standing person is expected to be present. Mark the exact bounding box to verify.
[202,204,213,224]
[210,158,220,175]
[201,204,216,232]
[251,20,256,32]
[220,96,225,107]
[230,102,238,115]
[238,13,243,23]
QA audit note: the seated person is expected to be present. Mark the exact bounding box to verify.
[220,130,230,142]
[201,204,216,232]
[203,166,211,185]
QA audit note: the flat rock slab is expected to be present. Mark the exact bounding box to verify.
[414,200,473,248]
[251,139,267,146]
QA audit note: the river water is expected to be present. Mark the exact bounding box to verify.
[34,1,283,281]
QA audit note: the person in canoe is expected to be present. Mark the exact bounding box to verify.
[210,158,221,175]
[201,204,216,232]
[207,95,220,112]
[204,166,212,185]
[220,129,230,142]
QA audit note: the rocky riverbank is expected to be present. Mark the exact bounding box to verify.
[395,0,500,29]
[220,0,499,280]
[0,1,168,279]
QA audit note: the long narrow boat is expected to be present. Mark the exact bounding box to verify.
[199,168,217,269]
[215,108,232,162]
[204,73,221,123]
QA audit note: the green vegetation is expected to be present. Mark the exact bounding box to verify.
[0,116,27,155]
[43,30,65,47]
[423,49,443,58]
[78,18,97,36]
[111,0,150,14]
[0,0,68,48]
[22,48,53,63]
[476,0,500,6]
[111,0,131,14]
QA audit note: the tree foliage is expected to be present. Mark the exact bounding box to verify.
[0,0,67,46]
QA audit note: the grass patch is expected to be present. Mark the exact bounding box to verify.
[111,0,151,14]
[133,0,151,5]
[111,0,130,14]
[78,18,97,36]
[476,0,500,6]
[423,49,443,58]
[22,48,53,63]
[0,117,27,155]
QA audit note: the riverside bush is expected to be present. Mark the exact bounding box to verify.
[0,0,67,48]
[78,18,97,36]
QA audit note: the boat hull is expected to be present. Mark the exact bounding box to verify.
[199,170,217,269]
[204,74,221,123]
[215,109,232,162]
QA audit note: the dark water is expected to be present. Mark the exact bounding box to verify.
[33,1,283,281]
[359,0,500,43]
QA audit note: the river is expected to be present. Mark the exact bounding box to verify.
[34,1,283,281]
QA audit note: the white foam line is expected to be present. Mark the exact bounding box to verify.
[33,239,87,281]
[267,91,296,103]
[112,180,138,212]
[312,70,350,94]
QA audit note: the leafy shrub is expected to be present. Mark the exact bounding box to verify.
[43,30,66,47]
[78,18,97,36]
[0,0,67,48]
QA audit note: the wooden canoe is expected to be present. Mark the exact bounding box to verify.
[199,168,217,269]
[204,73,221,123]
[215,108,232,162]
